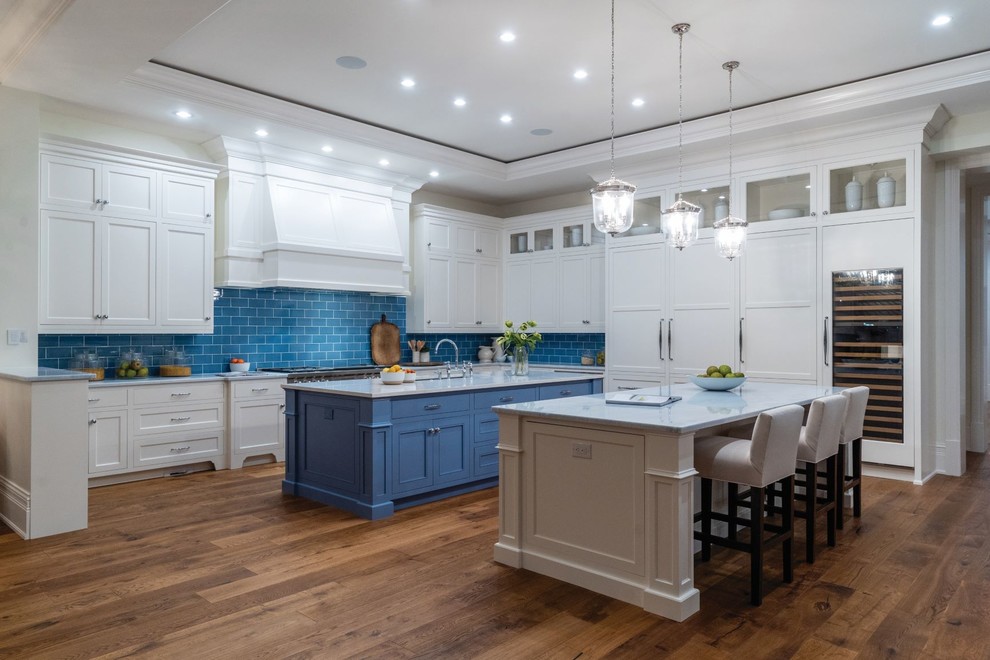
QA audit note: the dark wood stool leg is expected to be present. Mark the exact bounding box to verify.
[804,461,816,564]
[750,485,765,606]
[701,477,712,561]
[728,483,739,542]
[852,438,863,518]
[826,454,837,547]
[782,475,794,583]
[836,443,847,530]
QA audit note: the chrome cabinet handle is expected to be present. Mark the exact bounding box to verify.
[668,319,673,361]
[659,319,665,361]
[499,396,514,402]
[170,416,191,422]
[170,392,191,397]
[88,398,100,403]
[617,386,638,390]
[739,317,745,364]
[424,403,441,411]
[169,446,191,453]
[251,387,269,392]
[823,316,829,366]
[559,389,572,396]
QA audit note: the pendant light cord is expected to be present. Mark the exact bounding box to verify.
[609,0,616,180]
[675,25,686,201]
[725,61,736,215]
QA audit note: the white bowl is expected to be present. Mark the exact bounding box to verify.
[229,362,251,372]
[403,370,417,383]
[689,375,747,391]
[767,208,804,220]
[381,370,405,384]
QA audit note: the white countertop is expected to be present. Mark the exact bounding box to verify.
[283,369,603,399]
[90,372,284,388]
[0,366,94,383]
[494,381,841,433]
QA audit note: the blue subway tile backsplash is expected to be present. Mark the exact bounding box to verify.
[39,288,605,377]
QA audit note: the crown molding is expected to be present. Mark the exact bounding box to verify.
[0,0,72,84]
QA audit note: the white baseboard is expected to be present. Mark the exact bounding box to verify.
[0,475,29,539]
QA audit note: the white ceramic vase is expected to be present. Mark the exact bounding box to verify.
[877,172,896,208]
[845,176,863,212]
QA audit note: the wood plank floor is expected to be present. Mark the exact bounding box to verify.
[2,454,989,659]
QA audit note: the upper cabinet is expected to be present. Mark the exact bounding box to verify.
[822,154,910,219]
[741,167,816,224]
[409,205,503,334]
[38,140,219,334]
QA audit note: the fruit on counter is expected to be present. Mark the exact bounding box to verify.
[383,364,404,373]
[403,368,415,374]
[230,357,246,364]
[116,359,149,378]
[698,364,745,378]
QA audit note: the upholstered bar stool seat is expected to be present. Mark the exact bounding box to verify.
[836,386,870,530]
[693,404,805,606]
[794,394,848,563]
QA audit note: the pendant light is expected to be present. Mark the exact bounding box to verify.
[591,0,636,236]
[713,61,748,260]
[662,23,701,251]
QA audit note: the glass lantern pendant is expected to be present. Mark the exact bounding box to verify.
[662,23,700,251]
[592,178,636,236]
[713,60,747,260]
[590,0,635,236]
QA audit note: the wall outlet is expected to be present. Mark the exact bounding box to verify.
[571,441,592,459]
[7,329,21,345]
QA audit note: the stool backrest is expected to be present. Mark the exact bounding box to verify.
[749,404,805,485]
[840,386,870,444]
[802,394,848,461]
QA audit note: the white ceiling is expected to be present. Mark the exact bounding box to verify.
[3,0,990,207]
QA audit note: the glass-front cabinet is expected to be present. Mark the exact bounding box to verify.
[508,226,554,255]
[741,168,815,224]
[673,184,731,229]
[609,195,663,241]
[561,220,606,249]
[823,156,909,217]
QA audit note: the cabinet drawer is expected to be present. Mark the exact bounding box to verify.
[87,387,129,409]
[134,432,223,467]
[539,381,594,400]
[133,403,223,435]
[132,381,223,406]
[391,393,470,419]
[474,387,539,411]
[232,379,286,400]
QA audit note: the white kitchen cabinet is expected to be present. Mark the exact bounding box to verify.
[822,154,911,219]
[39,210,156,328]
[741,166,817,224]
[507,225,554,256]
[228,376,287,469]
[558,252,606,330]
[41,153,157,217]
[39,141,218,334]
[504,256,557,329]
[410,205,503,333]
[158,223,214,331]
[161,172,215,223]
[88,408,129,475]
[605,242,666,390]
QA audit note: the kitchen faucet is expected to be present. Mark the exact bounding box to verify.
[434,338,459,366]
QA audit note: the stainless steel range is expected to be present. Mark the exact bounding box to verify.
[259,365,382,383]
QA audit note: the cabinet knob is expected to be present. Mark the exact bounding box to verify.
[206,213,212,218]
[475,248,482,253]
[89,418,97,425]
[810,211,817,217]
[205,316,211,321]
[427,320,431,324]
[527,249,534,253]
[822,210,830,215]
[476,320,482,325]
[279,403,286,410]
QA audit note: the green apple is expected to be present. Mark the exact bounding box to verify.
[718,364,732,375]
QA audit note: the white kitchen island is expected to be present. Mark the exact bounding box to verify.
[493,381,838,622]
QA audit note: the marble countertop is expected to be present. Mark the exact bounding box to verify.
[89,372,285,388]
[283,369,603,399]
[0,366,94,383]
[494,381,841,433]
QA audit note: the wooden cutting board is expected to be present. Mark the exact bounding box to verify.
[370,314,401,365]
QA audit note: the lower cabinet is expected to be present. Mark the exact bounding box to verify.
[227,376,287,468]
[283,377,604,519]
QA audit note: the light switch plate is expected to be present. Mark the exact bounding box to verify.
[7,329,20,345]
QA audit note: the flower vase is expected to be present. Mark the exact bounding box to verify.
[512,346,529,376]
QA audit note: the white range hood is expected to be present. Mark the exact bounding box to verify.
[207,137,423,294]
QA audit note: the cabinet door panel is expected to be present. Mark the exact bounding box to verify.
[529,258,557,328]
[41,155,100,210]
[741,229,818,381]
[40,212,100,324]
[558,255,588,329]
[300,397,360,493]
[103,164,156,217]
[232,400,282,453]
[504,261,532,323]
[475,227,500,258]
[453,258,478,328]
[103,218,155,325]
[436,418,470,484]
[392,423,434,494]
[89,410,128,473]
[159,223,211,327]
[476,260,501,327]
[607,309,664,374]
[162,173,214,223]
[588,252,606,326]
[425,255,451,328]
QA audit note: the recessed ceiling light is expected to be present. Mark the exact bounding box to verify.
[500,114,513,124]
[400,78,416,88]
[336,55,367,69]
[379,159,390,166]
[700,188,708,193]
[499,31,516,42]
[254,129,268,137]
[321,145,334,153]
[805,185,812,189]
[631,98,645,107]
[718,195,726,200]
[453,97,466,107]
[174,110,192,119]
[530,128,552,136]
[429,170,439,178]
[932,14,951,26]
[573,69,588,80]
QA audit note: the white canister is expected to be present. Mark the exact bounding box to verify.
[845,176,863,212]
[877,172,896,208]
[411,351,420,363]
[478,345,494,362]
[569,226,583,246]
[714,199,729,221]
[515,234,527,253]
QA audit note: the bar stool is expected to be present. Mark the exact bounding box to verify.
[693,404,805,606]
[836,386,870,530]
[794,394,848,564]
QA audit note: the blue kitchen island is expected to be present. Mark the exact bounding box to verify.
[281,369,603,519]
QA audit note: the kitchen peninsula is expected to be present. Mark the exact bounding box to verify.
[281,369,603,519]
[492,381,837,622]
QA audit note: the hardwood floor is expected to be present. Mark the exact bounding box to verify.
[2,454,988,659]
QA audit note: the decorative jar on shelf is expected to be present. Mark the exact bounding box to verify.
[845,176,863,212]
[877,172,896,208]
